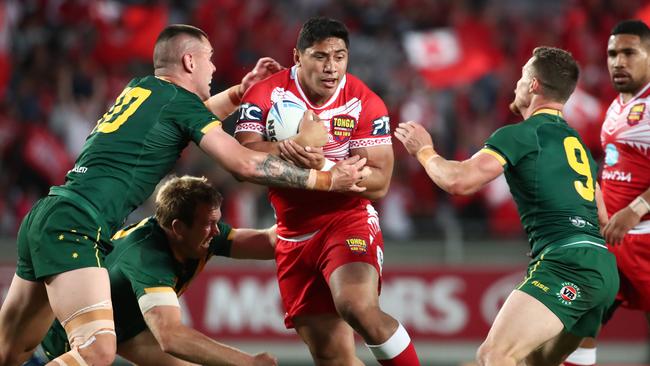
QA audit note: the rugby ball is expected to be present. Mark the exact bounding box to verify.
[265,100,307,141]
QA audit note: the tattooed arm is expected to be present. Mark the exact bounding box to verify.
[199,125,369,192]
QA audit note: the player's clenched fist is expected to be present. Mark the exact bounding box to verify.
[252,352,278,366]
[329,155,371,192]
[293,110,329,147]
[394,121,434,156]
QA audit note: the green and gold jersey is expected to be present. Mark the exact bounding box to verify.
[107,216,232,341]
[41,216,234,355]
[54,76,221,234]
[482,109,602,256]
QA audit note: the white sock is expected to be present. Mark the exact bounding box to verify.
[565,347,596,365]
[366,323,411,360]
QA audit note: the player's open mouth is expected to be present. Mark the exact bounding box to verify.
[321,78,337,88]
[612,72,630,83]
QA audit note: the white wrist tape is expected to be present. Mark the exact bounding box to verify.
[321,158,336,171]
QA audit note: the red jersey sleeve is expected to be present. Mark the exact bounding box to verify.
[349,89,392,149]
[234,81,272,137]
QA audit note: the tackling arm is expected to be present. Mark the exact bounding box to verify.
[144,305,276,366]
[418,149,504,195]
[395,121,503,195]
[199,125,369,192]
[229,225,277,260]
[204,57,284,119]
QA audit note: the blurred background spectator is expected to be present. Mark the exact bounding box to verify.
[1,0,648,242]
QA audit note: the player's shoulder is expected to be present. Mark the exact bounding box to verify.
[345,74,378,98]
[344,73,387,112]
[245,68,293,98]
[109,218,171,266]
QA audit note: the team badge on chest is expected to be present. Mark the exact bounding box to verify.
[331,115,357,142]
[627,103,645,126]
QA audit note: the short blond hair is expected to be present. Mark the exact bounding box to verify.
[155,175,222,228]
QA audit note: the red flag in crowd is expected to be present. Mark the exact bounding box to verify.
[403,26,502,89]
[91,3,168,66]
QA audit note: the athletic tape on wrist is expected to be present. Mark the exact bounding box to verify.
[321,159,336,171]
[416,146,438,166]
[629,196,650,217]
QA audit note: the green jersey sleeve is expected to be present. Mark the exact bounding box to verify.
[167,91,222,145]
[209,221,233,257]
[484,123,538,167]
[120,245,178,300]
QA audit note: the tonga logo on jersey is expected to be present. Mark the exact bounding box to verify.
[346,238,367,255]
[331,114,357,142]
[627,103,645,126]
[557,281,581,305]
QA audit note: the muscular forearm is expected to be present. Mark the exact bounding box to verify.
[241,152,313,189]
[417,148,475,195]
[160,325,255,366]
[205,85,242,119]
[230,228,275,260]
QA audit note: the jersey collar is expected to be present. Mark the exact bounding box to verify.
[617,81,650,107]
[531,108,563,117]
[291,65,347,110]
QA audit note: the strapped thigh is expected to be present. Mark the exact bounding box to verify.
[60,300,115,349]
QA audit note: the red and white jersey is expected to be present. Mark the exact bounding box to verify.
[601,82,650,233]
[235,66,391,237]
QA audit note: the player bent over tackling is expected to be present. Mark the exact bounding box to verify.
[37,176,278,366]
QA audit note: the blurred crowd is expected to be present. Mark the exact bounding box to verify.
[0,0,648,241]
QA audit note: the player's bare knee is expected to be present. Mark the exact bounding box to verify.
[334,298,379,328]
[76,333,116,366]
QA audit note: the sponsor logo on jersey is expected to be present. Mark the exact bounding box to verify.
[557,282,581,305]
[605,143,619,166]
[238,103,263,122]
[346,238,367,255]
[531,280,549,292]
[569,216,586,228]
[371,116,390,136]
[331,114,356,142]
[602,169,632,182]
[68,165,88,174]
[627,103,645,126]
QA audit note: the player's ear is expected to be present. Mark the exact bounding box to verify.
[182,53,194,72]
[171,218,185,237]
[293,48,300,66]
[530,77,541,94]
